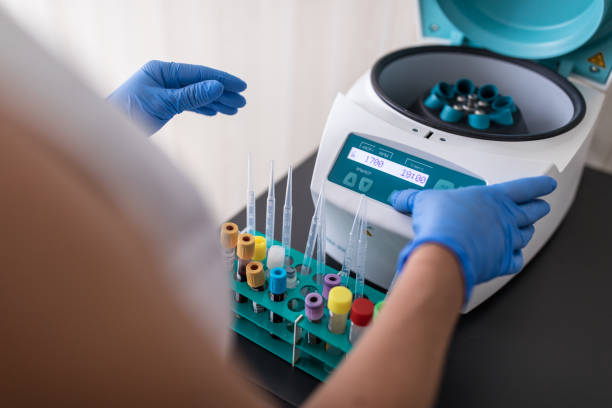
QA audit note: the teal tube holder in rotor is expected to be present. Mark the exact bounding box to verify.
[425,81,455,109]
[424,92,446,109]
[492,95,516,112]
[453,78,475,96]
[477,84,498,103]
[489,108,514,126]
[440,104,464,122]
[468,112,490,129]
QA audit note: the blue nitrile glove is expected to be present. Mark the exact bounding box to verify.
[108,60,247,135]
[389,176,557,302]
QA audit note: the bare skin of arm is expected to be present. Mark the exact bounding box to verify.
[2,114,462,406]
[305,243,463,407]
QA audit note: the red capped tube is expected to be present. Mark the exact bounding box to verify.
[349,297,374,344]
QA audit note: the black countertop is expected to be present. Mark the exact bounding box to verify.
[230,152,612,407]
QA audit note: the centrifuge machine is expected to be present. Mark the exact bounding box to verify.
[311,0,612,311]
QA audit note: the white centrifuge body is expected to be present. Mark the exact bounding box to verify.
[310,1,611,311]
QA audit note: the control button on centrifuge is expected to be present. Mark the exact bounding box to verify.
[358,177,373,193]
[343,172,358,187]
[433,179,455,190]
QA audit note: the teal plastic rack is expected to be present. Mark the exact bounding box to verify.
[231,233,386,381]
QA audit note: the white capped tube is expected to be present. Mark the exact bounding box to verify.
[267,245,286,270]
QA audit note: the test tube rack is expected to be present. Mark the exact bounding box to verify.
[231,233,386,381]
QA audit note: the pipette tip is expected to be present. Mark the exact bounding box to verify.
[284,165,293,207]
[282,165,294,260]
[265,160,276,247]
[268,160,275,197]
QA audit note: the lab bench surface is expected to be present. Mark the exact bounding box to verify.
[229,153,612,407]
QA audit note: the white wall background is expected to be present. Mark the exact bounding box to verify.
[2,0,612,222]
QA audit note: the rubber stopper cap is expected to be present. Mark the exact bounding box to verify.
[267,245,285,270]
[220,222,239,249]
[236,233,255,260]
[322,273,341,299]
[246,261,265,288]
[327,286,352,315]
[305,292,324,321]
[269,267,287,294]
[252,236,267,261]
[350,298,374,326]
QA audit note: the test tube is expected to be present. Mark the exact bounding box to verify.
[322,273,341,300]
[220,222,238,274]
[285,265,298,289]
[305,292,324,345]
[269,267,287,326]
[327,286,352,334]
[235,233,255,303]
[246,261,266,313]
[265,160,275,248]
[349,297,374,344]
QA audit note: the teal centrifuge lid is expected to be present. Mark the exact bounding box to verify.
[420,0,612,83]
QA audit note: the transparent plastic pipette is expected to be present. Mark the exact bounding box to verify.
[316,185,327,281]
[388,271,400,292]
[282,165,293,261]
[340,195,365,286]
[354,197,368,299]
[265,160,275,248]
[246,153,256,234]
[301,185,325,275]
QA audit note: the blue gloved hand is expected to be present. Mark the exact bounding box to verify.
[108,60,247,135]
[390,176,557,302]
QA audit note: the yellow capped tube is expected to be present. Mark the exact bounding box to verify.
[327,286,352,334]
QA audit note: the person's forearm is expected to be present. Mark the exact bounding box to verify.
[306,243,463,407]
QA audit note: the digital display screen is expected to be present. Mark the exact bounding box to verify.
[327,133,486,205]
[347,147,430,187]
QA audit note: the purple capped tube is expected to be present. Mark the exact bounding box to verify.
[305,292,324,345]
